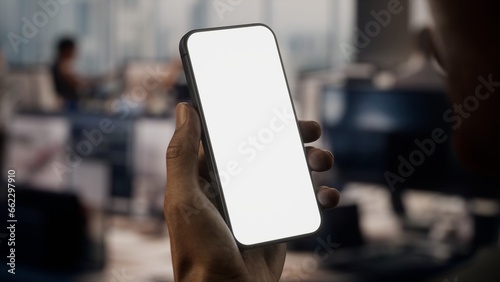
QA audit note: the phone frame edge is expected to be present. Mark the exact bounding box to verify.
[179,23,324,249]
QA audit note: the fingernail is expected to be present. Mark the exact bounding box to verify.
[325,150,334,162]
[176,103,188,128]
[318,187,340,208]
[325,150,334,158]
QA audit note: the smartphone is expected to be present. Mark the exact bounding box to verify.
[180,24,321,247]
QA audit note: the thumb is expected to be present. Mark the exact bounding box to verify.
[166,103,201,185]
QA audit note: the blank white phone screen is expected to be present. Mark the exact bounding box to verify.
[186,25,321,245]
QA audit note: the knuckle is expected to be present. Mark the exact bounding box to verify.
[166,143,182,159]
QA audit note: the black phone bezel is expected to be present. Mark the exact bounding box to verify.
[179,23,323,249]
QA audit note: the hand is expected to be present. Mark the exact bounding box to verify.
[164,103,340,282]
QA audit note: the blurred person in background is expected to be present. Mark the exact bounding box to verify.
[393,28,444,90]
[429,1,500,178]
[426,1,500,281]
[51,37,89,112]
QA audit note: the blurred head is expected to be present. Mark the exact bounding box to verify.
[415,28,433,59]
[56,37,77,60]
[428,1,500,176]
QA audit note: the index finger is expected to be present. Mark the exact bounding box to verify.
[299,120,322,143]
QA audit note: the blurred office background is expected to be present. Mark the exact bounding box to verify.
[0,0,499,281]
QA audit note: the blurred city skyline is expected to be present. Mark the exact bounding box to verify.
[0,0,359,75]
